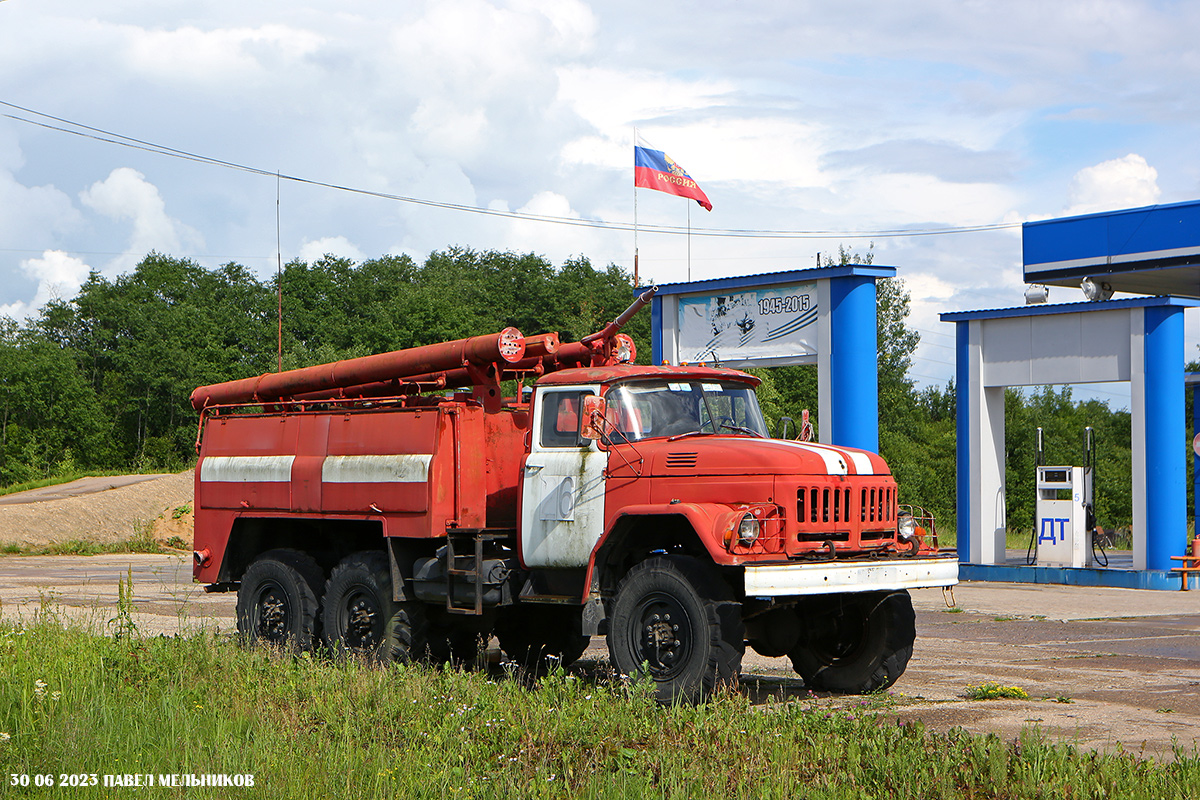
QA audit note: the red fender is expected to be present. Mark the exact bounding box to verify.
[583,502,749,597]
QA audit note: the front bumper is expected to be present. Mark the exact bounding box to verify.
[743,553,959,597]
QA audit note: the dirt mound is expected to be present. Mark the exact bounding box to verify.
[0,471,195,550]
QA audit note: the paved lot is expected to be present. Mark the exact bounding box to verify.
[0,554,234,634]
[2,554,1197,759]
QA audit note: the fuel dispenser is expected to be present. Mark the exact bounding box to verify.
[1032,427,1100,568]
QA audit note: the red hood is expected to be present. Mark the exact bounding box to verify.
[635,436,891,478]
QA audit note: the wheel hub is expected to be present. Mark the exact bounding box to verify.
[638,604,687,672]
[344,594,379,649]
[647,614,677,648]
[257,589,287,640]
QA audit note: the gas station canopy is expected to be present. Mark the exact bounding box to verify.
[1023,200,1200,298]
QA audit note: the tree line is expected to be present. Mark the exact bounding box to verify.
[2,247,1193,535]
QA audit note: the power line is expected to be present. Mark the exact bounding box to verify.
[1,100,1024,241]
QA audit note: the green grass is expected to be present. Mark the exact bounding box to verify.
[1,618,1196,799]
[966,682,1031,701]
[0,527,170,558]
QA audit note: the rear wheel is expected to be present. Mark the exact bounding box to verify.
[607,556,743,704]
[236,548,324,651]
[495,605,590,671]
[321,551,425,663]
[788,591,915,693]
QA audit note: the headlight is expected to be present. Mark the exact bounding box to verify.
[737,513,760,546]
[897,513,917,542]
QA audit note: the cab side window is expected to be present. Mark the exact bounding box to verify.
[540,391,589,448]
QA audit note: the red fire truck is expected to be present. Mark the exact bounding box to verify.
[190,287,957,703]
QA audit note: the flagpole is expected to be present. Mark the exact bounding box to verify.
[633,127,639,287]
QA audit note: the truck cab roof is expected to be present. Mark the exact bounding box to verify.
[535,363,761,387]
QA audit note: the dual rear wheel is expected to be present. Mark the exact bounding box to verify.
[235,549,323,650]
[236,549,424,663]
[320,551,425,663]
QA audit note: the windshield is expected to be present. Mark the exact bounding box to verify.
[604,379,768,441]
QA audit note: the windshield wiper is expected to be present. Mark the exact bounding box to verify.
[717,422,764,437]
[666,424,763,441]
[666,430,710,442]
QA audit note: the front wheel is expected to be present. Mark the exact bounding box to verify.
[788,591,915,693]
[321,551,425,663]
[607,556,744,704]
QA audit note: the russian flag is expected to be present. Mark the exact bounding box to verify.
[634,135,712,211]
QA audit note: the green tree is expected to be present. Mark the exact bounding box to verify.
[0,318,114,484]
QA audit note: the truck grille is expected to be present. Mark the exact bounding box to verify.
[793,481,898,548]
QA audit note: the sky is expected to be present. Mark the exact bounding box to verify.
[2,0,1199,404]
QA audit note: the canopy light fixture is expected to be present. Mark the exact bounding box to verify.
[1081,277,1114,302]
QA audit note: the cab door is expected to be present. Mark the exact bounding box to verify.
[520,386,609,568]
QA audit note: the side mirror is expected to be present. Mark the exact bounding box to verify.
[579,395,608,442]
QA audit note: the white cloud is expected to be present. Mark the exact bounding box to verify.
[390,0,597,148]
[497,190,617,264]
[512,0,597,45]
[0,250,92,321]
[126,24,326,85]
[298,236,367,264]
[0,132,81,247]
[79,168,203,272]
[556,66,737,140]
[1064,154,1161,216]
[408,100,490,161]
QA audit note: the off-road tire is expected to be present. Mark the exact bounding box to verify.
[607,555,744,705]
[789,590,915,693]
[236,548,324,651]
[321,550,426,664]
[495,605,590,671]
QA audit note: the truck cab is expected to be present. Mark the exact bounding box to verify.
[515,365,957,701]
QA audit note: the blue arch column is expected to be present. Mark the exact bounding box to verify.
[828,275,879,453]
[1192,373,1200,530]
[1143,306,1185,572]
[954,320,972,565]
